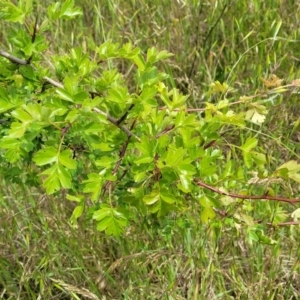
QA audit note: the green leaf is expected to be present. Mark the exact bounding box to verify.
[220,196,235,206]
[178,175,192,193]
[40,163,72,193]
[240,137,258,152]
[160,190,176,204]
[63,76,78,95]
[131,53,146,71]
[33,147,58,166]
[135,155,153,165]
[256,230,277,245]
[59,149,77,169]
[95,156,117,168]
[0,137,21,149]
[57,164,72,188]
[69,204,84,226]
[24,103,43,121]
[200,207,216,223]
[147,47,173,64]
[65,109,79,122]
[234,212,254,226]
[177,163,196,176]
[139,87,158,104]
[107,86,131,104]
[135,136,156,156]
[165,147,186,167]
[41,164,60,194]
[97,40,120,59]
[11,108,33,123]
[19,65,36,80]
[247,229,259,243]
[83,172,104,201]
[175,110,186,128]
[74,91,89,103]
[8,122,28,138]
[4,149,21,162]
[170,88,189,109]
[199,195,214,208]
[243,151,253,168]
[56,88,74,102]
[61,0,82,18]
[143,189,176,216]
[93,204,128,236]
[66,194,82,202]
[198,157,217,176]
[0,1,27,23]
[143,190,160,205]
[0,99,15,113]
[250,151,266,166]
[48,0,82,20]
[139,66,168,88]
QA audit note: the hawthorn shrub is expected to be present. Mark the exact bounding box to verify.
[1,0,300,237]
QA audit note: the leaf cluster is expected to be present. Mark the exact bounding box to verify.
[0,0,299,236]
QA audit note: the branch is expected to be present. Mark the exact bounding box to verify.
[264,221,300,226]
[195,180,300,205]
[0,49,28,65]
[102,120,137,196]
[0,48,140,142]
[117,103,135,125]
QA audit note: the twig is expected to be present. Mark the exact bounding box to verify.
[31,16,39,43]
[265,221,300,226]
[0,49,28,65]
[0,48,140,142]
[195,180,300,205]
[92,107,140,141]
[102,120,137,196]
[117,103,135,125]
[26,16,39,64]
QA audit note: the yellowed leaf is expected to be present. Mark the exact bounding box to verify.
[292,79,300,86]
[208,81,234,95]
[260,74,283,88]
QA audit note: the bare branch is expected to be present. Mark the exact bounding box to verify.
[265,221,300,226]
[195,180,300,205]
[0,49,28,65]
[93,107,140,141]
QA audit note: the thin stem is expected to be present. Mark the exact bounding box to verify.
[195,180,300,205]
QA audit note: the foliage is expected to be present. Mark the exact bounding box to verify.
[1,0,300,239]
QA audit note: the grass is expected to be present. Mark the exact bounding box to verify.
[1,0,300,299]
[1,183,300,299]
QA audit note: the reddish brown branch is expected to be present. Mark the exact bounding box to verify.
[203,139,217,150]
[195,180,300,205]
[155,125,175,138]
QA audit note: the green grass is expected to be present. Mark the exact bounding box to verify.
[1,0,300,299]
[1,183,300,299]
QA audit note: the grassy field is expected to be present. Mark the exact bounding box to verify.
[1,0,300,299]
